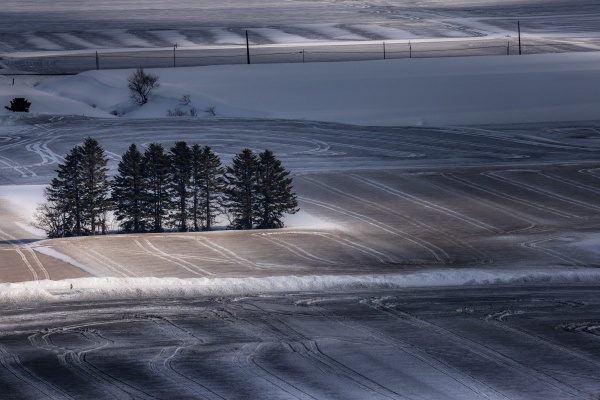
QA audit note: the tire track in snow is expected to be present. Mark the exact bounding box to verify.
[256,231,397,264]
[310,302,507,400]
[137,314,225,400]
[255,233,340,266]
[61,241,128,277]
[420,173,539,234]
[242,305,407,400]
[298,177,448,263]
[520,236,589,268]
[0,344,73,399]
[24,140,64,167]
[351,174,500,233]
[0,228,49,280]
[233,342,319,400]
[484,313,600,369]
[367,298,584,399]
[337,173,494,263]
[29,325,157,399]
[483,170,600,214]
[540,171,600,195]
[443,173,574,220]
[194,237,263,270]
[133,238,213,277]
[0,155,37,177]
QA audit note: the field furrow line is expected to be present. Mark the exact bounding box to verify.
[520,237,589,268]
[444,173,574,219]
[299,196,443,264]
[132,239,207,277]
[351,175,500,233]
[256,234,339,265]
[313,303,508,400]
[0,344,73,399]
[195,237,263,270]
[144,316,223,400]
[540,171,600,195]
[484,171,600,213]
[234,342,319,400]
[369,299,584,398]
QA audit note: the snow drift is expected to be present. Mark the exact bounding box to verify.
[3,269,600,304]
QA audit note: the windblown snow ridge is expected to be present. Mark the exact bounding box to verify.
[3,269,600,303]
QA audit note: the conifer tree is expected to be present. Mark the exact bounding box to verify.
[198,146,225,230]
[112,143,147,233]
[223,148,259,229]
[168,141,192,231]
[35,177,73,238]
[55,145,85,236]
[255,149,298,229]
[80,137,111,235]
[142,143,170,232]
[189,144,204,231]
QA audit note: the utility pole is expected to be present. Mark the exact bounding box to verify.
[96,51,99,70]
[518,21,522,55]
[173,43,178,67]
[246,31,251,64]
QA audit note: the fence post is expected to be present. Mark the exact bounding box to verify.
[383,42,386,60]
[246,31,251,64]
[409,41,412,58]
[96,51,99,70]
[302,50,305,63]
[518,21,522,55]
[507,42,510,55]
[173,43,177,68]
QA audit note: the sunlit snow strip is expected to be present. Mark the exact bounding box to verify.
[2,269,600,303]
[34,246,98,276]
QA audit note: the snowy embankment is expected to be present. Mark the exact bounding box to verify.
[3,269,600,304]
[2,52,600,126]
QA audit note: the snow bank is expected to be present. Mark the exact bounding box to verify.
[2,268,600,304]
[8,52,599,126]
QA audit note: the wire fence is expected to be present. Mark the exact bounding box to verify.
[0,37,592,76]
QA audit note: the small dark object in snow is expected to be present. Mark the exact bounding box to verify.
[5,97,31,112]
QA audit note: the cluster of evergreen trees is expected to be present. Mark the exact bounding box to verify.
[36,138,298,238]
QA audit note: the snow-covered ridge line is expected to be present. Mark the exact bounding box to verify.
[3,269,600,303]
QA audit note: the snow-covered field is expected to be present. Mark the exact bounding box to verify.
[1,1,600,398]
[2,0,600,73]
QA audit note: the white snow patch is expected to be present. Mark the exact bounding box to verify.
[104,30,152,48]
[2,268,600,303]
[304,24,366,41]
[24,34,62,51]
[54,33,101,49]
[152,30,197,47]
[284,210,338,230]
[207,28,246,45]
[34,246,97,276]
[251,28,310,43]
[353,25,419,40]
